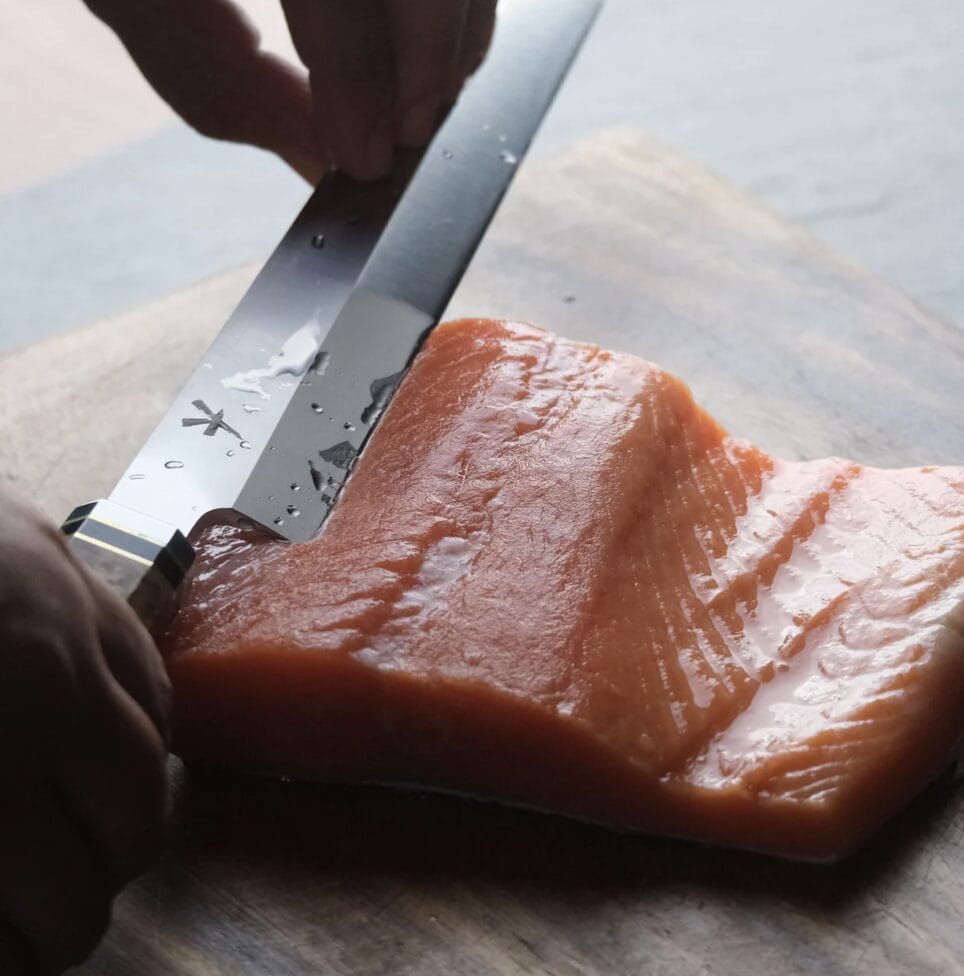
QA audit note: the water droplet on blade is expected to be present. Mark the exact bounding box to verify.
[290,483,301,492]
[242,404,261,414]
[240,440,252,450]
[343,422,354,431]
[442,149,454,159]
[273,516,284,526]
[128,473,146,480]
[311,233,326,249]
[311,403,324,414]
[500,150,518,166]
[226,450,235,457]
[286,505,300,517]
[164,460,184,470]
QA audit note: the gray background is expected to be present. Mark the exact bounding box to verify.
[1,0,961,352]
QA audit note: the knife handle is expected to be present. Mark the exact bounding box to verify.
[62,500,195,634]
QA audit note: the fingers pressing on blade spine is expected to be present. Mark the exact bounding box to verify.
[458,0,498,83]
[386,0,469,146]
[85,0,327,183]
[87,0,501,181]
[282,0,395,180]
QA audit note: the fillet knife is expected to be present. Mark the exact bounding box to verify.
[61,0,601,631]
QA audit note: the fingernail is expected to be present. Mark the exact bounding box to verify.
[365,119,394,178]
[399,94,441,147]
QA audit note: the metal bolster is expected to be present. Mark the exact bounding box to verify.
[62,500,195,632]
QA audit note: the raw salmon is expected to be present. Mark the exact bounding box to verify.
[163,319,964,861]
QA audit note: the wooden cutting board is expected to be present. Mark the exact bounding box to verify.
[2,129,963,976]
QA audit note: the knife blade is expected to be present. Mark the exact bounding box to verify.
[62,0,601,630]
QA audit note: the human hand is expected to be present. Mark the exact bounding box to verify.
[0,487,171,974]
[85,0,498,183]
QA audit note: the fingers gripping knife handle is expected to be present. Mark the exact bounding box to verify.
[62,500,195,633]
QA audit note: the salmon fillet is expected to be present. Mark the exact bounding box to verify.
[163,319,964,861]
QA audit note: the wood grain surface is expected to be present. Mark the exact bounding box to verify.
[2,130,963,976]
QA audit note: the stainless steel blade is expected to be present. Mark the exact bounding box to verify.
[108,0,601,543]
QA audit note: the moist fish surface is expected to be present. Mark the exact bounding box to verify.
[162,319,964,861]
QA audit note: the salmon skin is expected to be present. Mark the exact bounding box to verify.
[163,319,964,861]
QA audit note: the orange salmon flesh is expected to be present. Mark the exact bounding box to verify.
[163,320,964,861]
